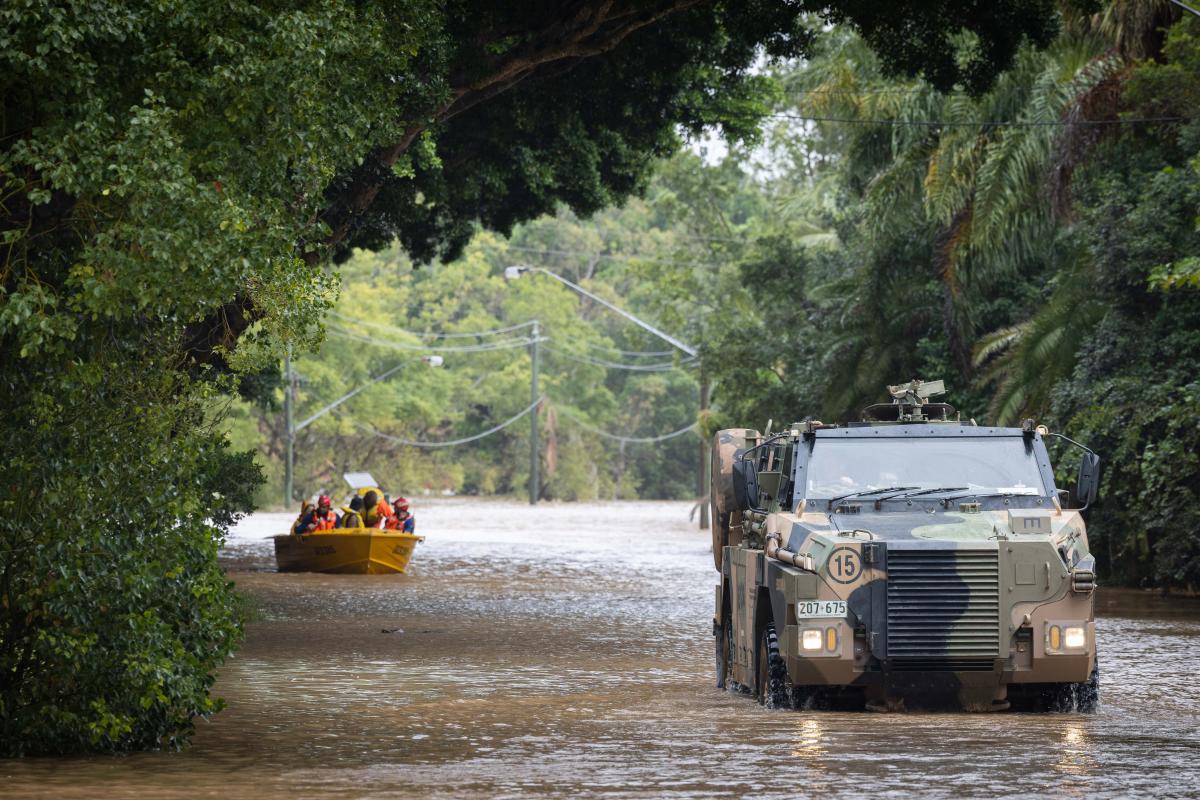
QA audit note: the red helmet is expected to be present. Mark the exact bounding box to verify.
[317,494,331,508]
[395,497,409,510]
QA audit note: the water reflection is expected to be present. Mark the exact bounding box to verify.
[788,717,831,794]
[1054,719,1096,784]
[2,500,1200,799]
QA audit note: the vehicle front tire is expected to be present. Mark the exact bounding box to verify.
[1016,663,1100,713]
[757,622,792,709]
[1061,664,1100,713]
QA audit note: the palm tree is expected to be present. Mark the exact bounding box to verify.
[777,22,1129,421]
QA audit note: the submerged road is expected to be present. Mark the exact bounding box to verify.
[5,500,1200,798]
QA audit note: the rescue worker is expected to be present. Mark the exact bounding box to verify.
[380,494,397,528]
[362,490,389,529]
[298,495,338,533]
[390,497,415,533]
[338,495,365,528]
[290,499,311,535]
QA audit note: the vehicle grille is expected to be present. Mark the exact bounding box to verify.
[886,549,1000,659]
[887,657,996,672]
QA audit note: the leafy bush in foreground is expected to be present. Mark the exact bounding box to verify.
[0,349,259,755]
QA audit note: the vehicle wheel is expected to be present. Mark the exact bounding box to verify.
[757,622,792,709]
[1057,663,1100,713]
[1021,663,1100,713]
[715,618,733,690]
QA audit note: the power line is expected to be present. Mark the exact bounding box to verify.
[543,344,696,372]
[788,88,931,96]
[768,112,1188,127]
[356,397,544,448]
[555,404,698,443]
[581,340,676,358]
[329,325,538,353]
[1168,0,1200,20]
[328,311,536,339]
[506,244,719,267]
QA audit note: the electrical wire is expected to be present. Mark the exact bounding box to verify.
[505,244,719,267]
[329,325,537,353]
[787,88,931,96]
[328,311,536,339]
[1168,0,1200,19]
[581,340,676,358]
[543,344,696,372]
[768,112,1188,127]
[356,397,544,448]
[555,404,698,443]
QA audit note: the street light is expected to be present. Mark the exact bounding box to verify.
[504,265,709,527]
[504,265,697,356]
[283,353,442,507]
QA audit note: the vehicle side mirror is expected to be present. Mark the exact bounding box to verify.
[1074,452,1101,507]
[732,460,760,511]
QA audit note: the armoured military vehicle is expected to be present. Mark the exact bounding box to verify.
[710,380,1100,712]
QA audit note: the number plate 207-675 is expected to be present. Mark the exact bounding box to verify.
[795,600,847,618]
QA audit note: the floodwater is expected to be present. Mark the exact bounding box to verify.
[5,500,1200,798]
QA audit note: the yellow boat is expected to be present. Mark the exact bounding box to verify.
[273,528,424,574]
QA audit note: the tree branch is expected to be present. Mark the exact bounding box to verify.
[320,0,706,253]
[194,1,708,361]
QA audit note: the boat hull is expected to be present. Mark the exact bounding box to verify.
[273,529,423,574]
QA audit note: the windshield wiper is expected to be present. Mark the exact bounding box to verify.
[939,490,1033,504]
[826,486,919,509]
[889,486,970,499]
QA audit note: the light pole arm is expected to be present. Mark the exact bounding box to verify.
[530,267,697,357]
[294,361,406,433]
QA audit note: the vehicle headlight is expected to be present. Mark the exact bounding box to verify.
[1063,626,1086,649]
[1046,623,1088,653]
[801,629,823,651]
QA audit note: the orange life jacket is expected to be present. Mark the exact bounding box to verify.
[313,509,338,531]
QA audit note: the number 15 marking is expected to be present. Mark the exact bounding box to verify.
[829,547,862,584]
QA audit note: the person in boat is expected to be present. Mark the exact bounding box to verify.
[338,495,365,528]
[388,497,415,533]
[297,495,338,533]
[362,490,390,529]
[290,499,311,535]
[380,494,397,528]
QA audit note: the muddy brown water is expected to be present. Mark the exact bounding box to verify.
[5,500,1200,798]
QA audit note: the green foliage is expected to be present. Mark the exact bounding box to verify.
[236,223,704,505]
[825,0,1058,94]
[1052,319,1200,588]
[0,347,258,755]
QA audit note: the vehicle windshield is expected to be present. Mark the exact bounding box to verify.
[804,436,1047,500]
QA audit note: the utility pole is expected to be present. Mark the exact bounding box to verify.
[281,355,441,509]
[530,320,540,505]
[505,266,698,511]
[698,374,710,530]
[284,346,295,509]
